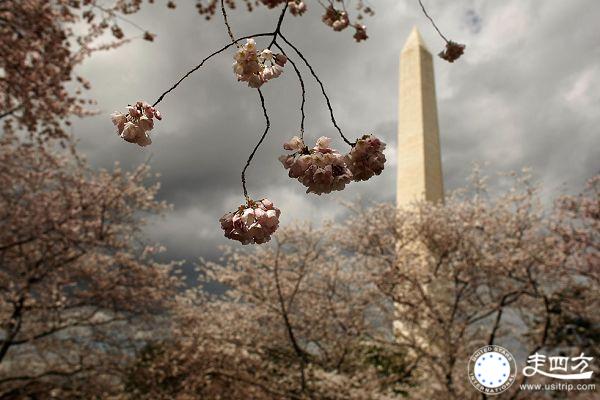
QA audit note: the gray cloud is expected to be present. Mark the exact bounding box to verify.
[72,0,600,261]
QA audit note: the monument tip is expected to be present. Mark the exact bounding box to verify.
[402,26,429,53]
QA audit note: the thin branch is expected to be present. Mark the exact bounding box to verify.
[268,2,289,50]
[487,293,516,345]
[152,33,273,107]
[272,243,308,393]
[241,89,270,200]
[0,295,24,363]
[220,0,236,44]
[417,0,449,43]
[274,43,305,138]
[279,32,354,146]
[0,104,23,120]
[508,295,552,400]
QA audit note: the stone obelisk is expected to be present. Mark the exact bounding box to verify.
[397,27,444,206]
[393,27,445,352]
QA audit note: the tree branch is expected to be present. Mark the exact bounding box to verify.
[220,0,236,44]
[278,32,354,146]
[272,242,308,393]
[417,0,449,43]
[268,2,289,50]
[0,295,24,363]
[241,88,270,200]
[274,43,306,138]
[152,33,273,107]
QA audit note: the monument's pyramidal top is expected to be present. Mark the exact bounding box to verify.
[402,26,429,52]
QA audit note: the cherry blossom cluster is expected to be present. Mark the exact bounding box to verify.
[260,1,371,42]
[288,1,306,16]
[280,135,387,194]
[322,6,349,32]
[233,39,287,88]
[220,198,281,244]
[111,101,162,147]
[279,136,352,195]
[438,41,466,63]
[345,134,386,181]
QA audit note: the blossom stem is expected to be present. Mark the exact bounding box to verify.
[151,33,272,107]
[274,43,305,139]
[267,2,289,50]
[417,0,449,43]
[220,0,237,45]
[278,32,354,147]
[241,89,270,200]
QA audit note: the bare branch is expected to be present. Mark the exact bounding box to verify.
[274,43,306,137]
[152,33,273,107]
[241,88,270,200]
[278,32,354,146]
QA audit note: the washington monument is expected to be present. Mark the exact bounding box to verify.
[397,27,444,206]
[393,27,445,345]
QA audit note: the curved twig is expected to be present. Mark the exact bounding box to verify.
[241,89,270,200]
[274,43,305,138]
[152,33,272,107]
[417,0,449,43]
[272,243,308,392]
[220,0,237,44]
[268,3,289,50]
[278,32,354,147]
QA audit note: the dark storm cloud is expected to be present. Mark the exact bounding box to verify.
[72,0,600,261]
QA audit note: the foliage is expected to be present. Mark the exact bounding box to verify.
[0,0,163,139]
[0,133,180,398]
[123,173,599,399]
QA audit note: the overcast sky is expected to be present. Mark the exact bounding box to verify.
[73,0,600,262]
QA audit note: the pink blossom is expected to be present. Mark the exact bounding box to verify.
[233,39,286,88]
[353,24,368,42]
[322,6,349,32]
[315,136,333,152]
[288,1,307,16]
[345,134,386,181]
[110,112,127,132]
[261,49,273,61]
[438,41,466,63]
[274,54,288,67]
[271,65,283,78]
[248,74,263,88]
[120,122,139,142]
[279,136,353,195]
[220,199,281,244]
[283,136,305,152]
[111,100,160,147]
